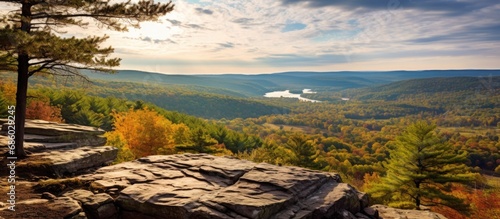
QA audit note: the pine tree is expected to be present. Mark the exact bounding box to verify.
[368,121,477,212]
[176,128,219,154]
[0,94,7,116]
[0,0,174,157]
[285,134,318,169]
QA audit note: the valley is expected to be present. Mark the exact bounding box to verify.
[1,69,500,218]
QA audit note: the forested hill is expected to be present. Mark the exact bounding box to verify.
[0,71,288,120]
[2,70,500,119]
[346,76,500,101]
[83,69,500,96]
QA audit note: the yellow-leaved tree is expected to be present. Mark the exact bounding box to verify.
[0,79,16,104]
[105,108,190,162]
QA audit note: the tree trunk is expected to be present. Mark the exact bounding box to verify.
[14,55,29,158]
[416,195,421,210]
[14,2,32,158]
[415,181,421,210]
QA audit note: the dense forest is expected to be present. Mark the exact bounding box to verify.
[0,72,288,120]
[1,71,499,218]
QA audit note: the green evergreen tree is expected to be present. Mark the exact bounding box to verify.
[0,0,174,157]
[176,128,219,154]
[285,134,318,169]
[368,121,477,212]
[0,93,7,116]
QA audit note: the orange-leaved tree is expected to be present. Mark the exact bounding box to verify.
[25,99,63,122]
[432,183,500,219]
[106,108,190,160]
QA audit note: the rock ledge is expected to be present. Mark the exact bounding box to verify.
[78,153,372,219]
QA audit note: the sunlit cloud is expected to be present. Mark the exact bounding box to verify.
[1,0,499,74]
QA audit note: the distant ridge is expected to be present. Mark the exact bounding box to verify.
[345,76,500,101]
[82,69,500,96]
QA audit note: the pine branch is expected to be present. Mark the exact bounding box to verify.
[32,13,118,19]
[28,0,174,30]
[0,0,22,3]
[45,66,92,83]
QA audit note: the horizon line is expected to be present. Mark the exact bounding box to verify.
[102,68,500,76]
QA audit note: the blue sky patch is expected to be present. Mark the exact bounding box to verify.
[312,29,362,42]
[186,0,210,6]
[347,19,358,27]
[282,23,307,32]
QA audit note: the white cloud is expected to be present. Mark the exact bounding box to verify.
[1,0,499,73]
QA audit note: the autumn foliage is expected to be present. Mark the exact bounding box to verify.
[25,100,64,122]
[0,80,16,103]
[432,184,500,219]
[106,108,191,160]
[1,80,63,122]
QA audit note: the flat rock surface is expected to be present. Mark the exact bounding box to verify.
[1,119,115,177]
[0,135,47,154]
[63,189,118,219]
[0,197,82,219]
[16,146,118,177]
[80,153,370,219]
[1,119,105,136]
[0,118,106,155]
[372,205,448,219]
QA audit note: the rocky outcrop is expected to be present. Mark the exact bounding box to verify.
[0,119,448,219]
[44,146,117,176]
[76,153,373,219]
[371,205,447,219]
[1,119,106,149]
[1,119,104,136]
[0,119,116,177]
[0,197,83,219]
[63,190,118,219]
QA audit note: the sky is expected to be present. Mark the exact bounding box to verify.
[1,0,500,74]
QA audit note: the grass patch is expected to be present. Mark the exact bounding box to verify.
[15,156,54,177]
[35,177,90,194]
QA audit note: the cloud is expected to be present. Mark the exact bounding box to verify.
[195,7,214,15]
[186,24,205,29]
[409,24,500,44]
[124,36,177,44]
[166,19,182,26]
[166,19,206,30]
[218,42,234,48]
[256,54,349,67]
[279,0,497,16]
[21,0,494,73]
[232,18,254,24]
[231,18,264,28]
[210,42,236,52]
[122,57,253,67]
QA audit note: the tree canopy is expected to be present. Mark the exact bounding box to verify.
[0,0,174,157]
[367,121,477,211]
[285,134,318,169]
